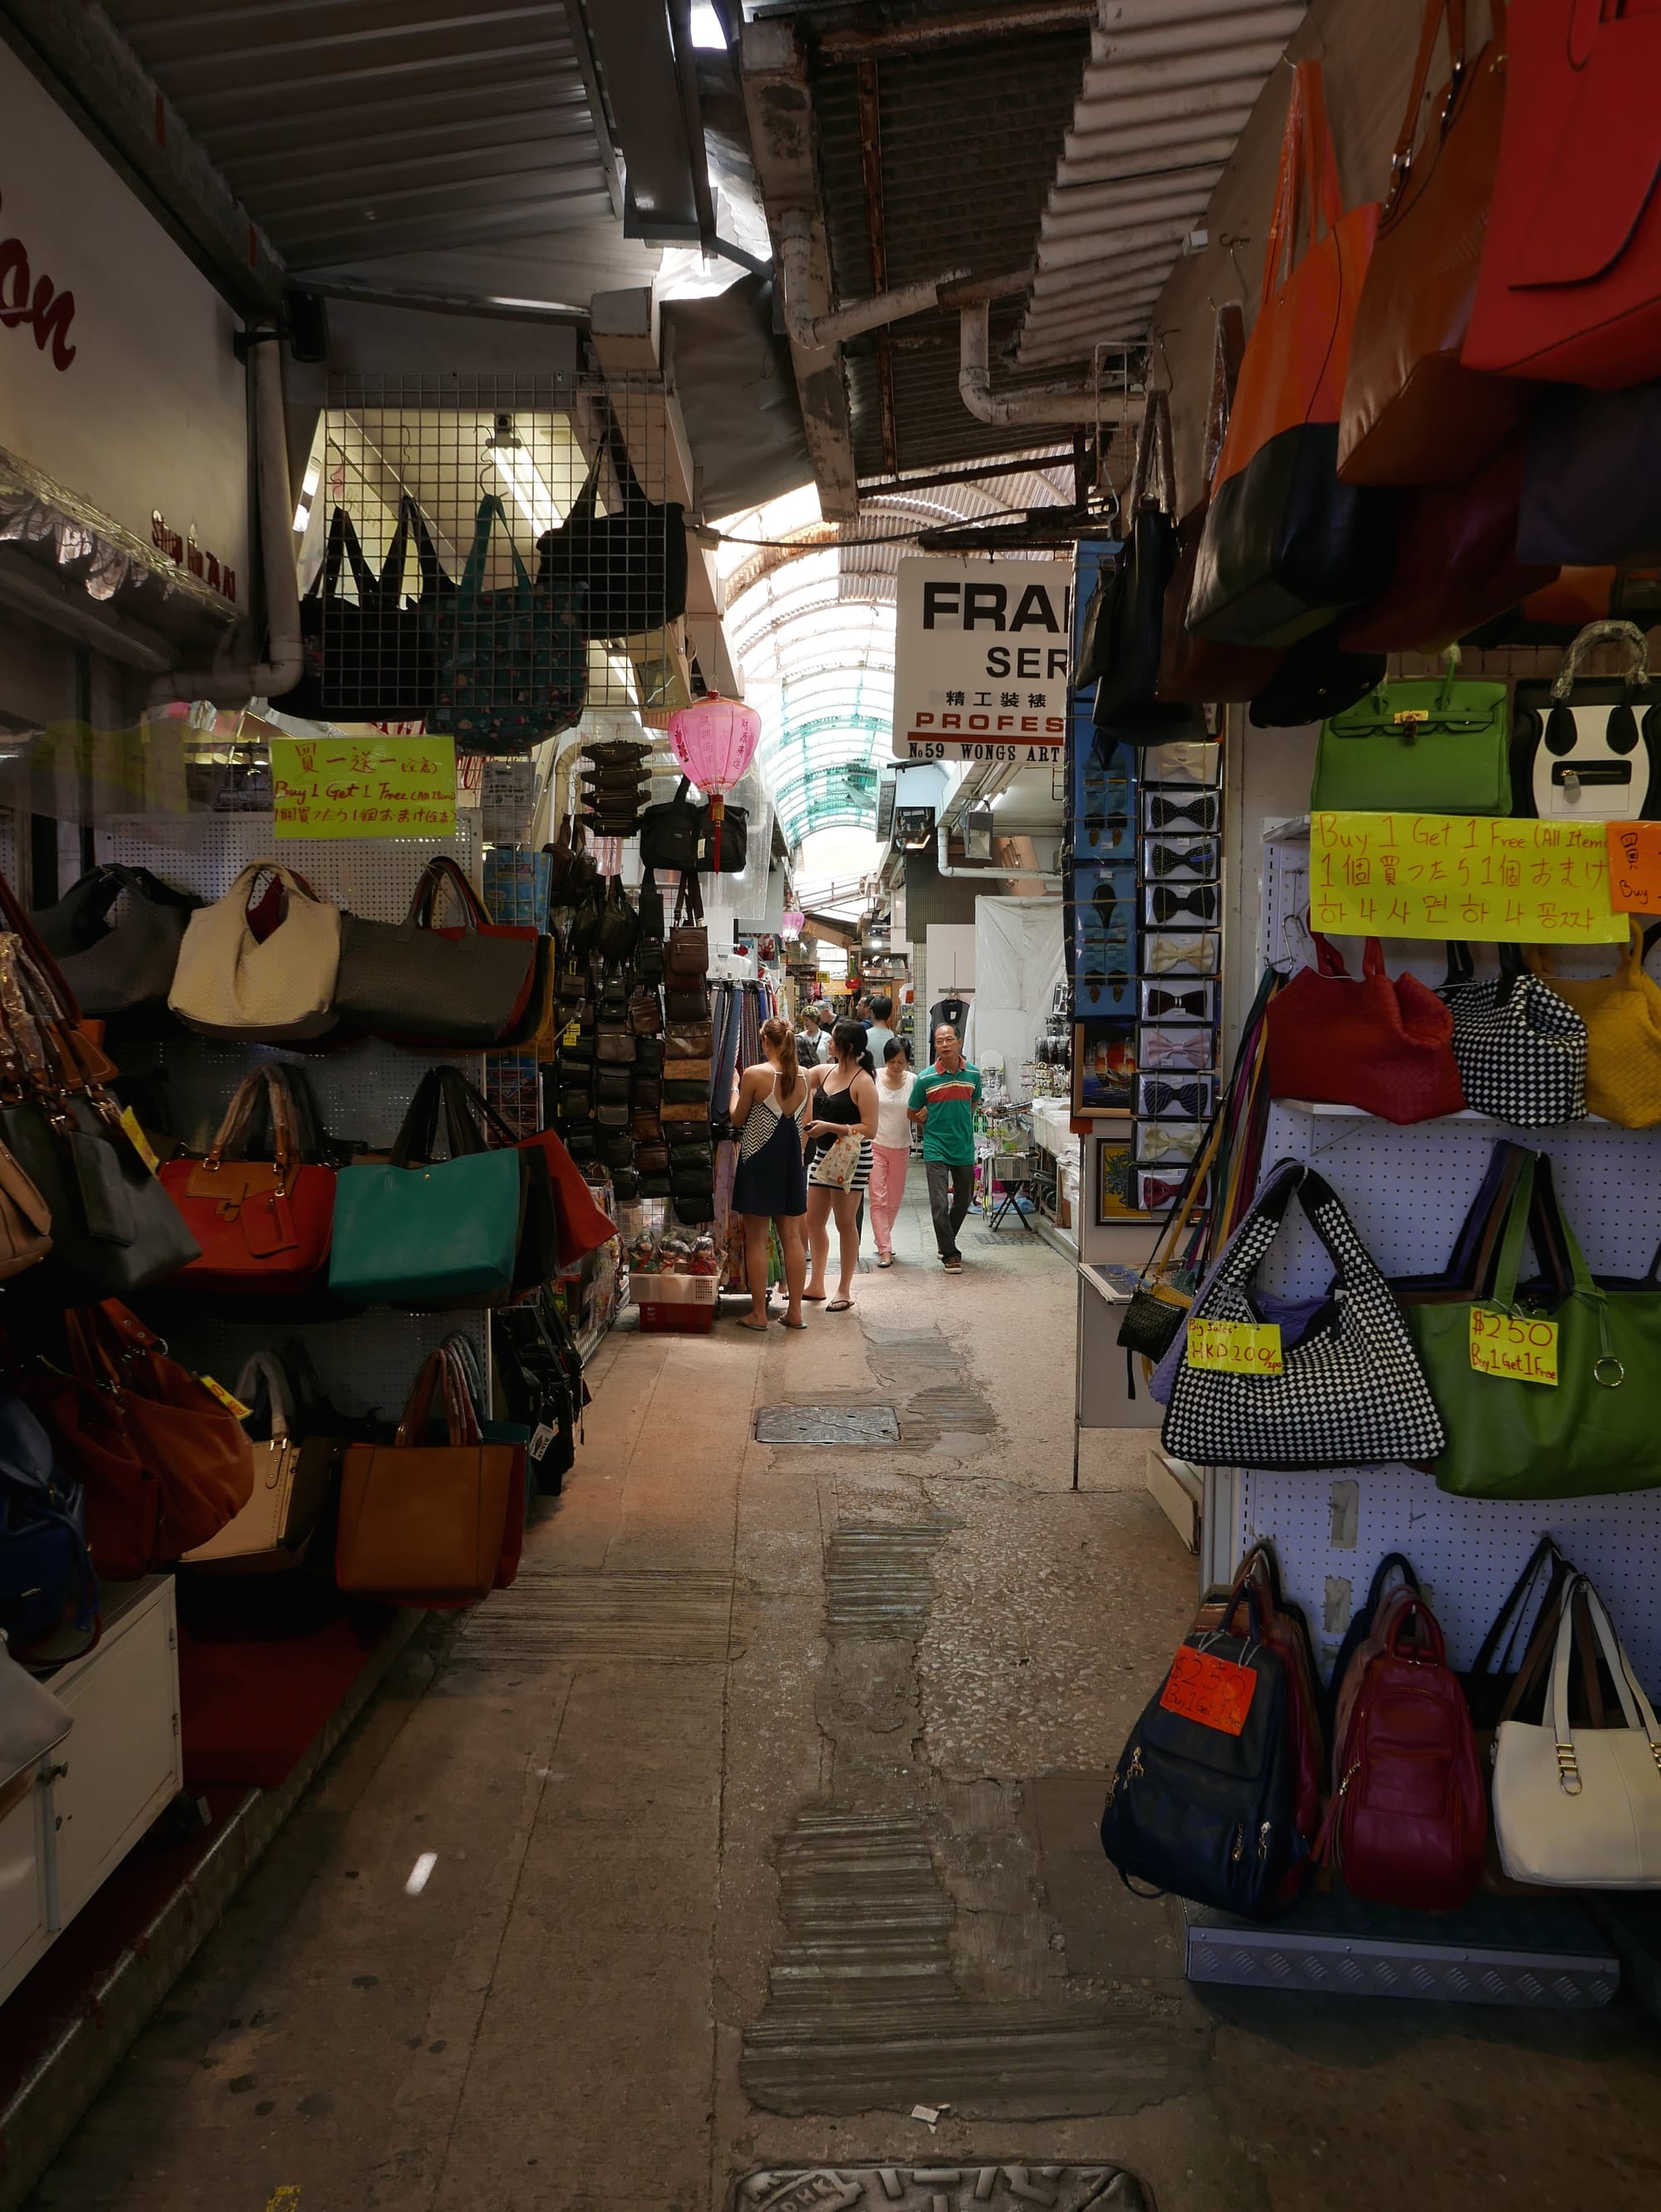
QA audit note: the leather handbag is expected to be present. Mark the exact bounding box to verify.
[159,1067,336,1296]
[634,1140,669,1174]
[272,498,453,719]
[429,493,586,754]
[169,862,341,1042]
[1527,920,1661,1126]
[665,988,709,1024]
[1309,653,1511,814]
[334,856,537,1046]
[1267,931,1465,1122]
[336,1351,515,1601]
[1099,1580,1296,1919]
[1162,1160,1448,1472]
[0,1131,51,1283]
[546,814,599,905]
[1117,1111,1222,1362]
[0,1397,96,1658]
[1246,631,1384,728]
[1088,392,1205,746]
[1463,1533,1576,1735]
[638,781,704,874]
[32,866,198,1022]
[1156,304,1284,706]
[439,1334,527,1589]
[595,1028,637,1066]
[1519,379,1661,566]
[1188,61,1393,648]
[1492,1573,1661,1886]
[665,1023,713,1060]
[1440,941,1588,1126]
[536,419,687,641]
[1510,621,1661,822]
[594,878,639,969]
[1463,0,1661,386]
[179,1353,333,1575]
[1323,1591,1487,1910]
[628,986,663,1036]
[1409,1148,1661,1497]
[328,1069,529,1307]
[1338,0,1526,484]
[664,872,708,983]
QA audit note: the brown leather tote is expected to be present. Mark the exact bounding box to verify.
[336,1350,513,1601]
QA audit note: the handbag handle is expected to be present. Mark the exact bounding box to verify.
[1384,1595,1448,1666]
[1262,59,1345,306]
[1384,0,1493,216]
[408,855,492,934]
[459,495,532,598]
[1490,1150,1601,1311]
[1202,302,1247,488]
[203,1066,303,1178]
[395,1349,480,1449]
[674,871,705,928]
[1470,1534,1570,1683]
[0,866,86,1028]
[1128,389,1177,517]
[232,1351,296,1442]
[1551,1577,1661,1784]
[1553,619,1652,699]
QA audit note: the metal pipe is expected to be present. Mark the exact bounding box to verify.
[149,336,303,709]
[936,820,1062,884]
[776,209,968,351]
[958,300,1146,427]
[818,1,1095,59]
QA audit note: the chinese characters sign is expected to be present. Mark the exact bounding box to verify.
[272,735,456,841]
[1311,812,1625,943]
[891,555,1071,764]
[1606,821,1661,915]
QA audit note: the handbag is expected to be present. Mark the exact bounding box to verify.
[328,1069,530,1307]
[429,493,586,754]
[1463,0,1661,387]
[1267,930,1465,1123]
[334,856,537,1046]
[179,1353,334,1574]
[665,1023,713,1060]
[1323,1591,1487,1910]
[1310,653,1510,815]
[1338,0,1526,485]
[169,862,341,1042]
[638,781,705,875]
[1520,380,1661,567]
[1526,920,1661,1126]
[1117,1111,1223,1362]
[1188,62,1393,648]
[272,499,453,719]
[1246,631,1384,728]
[811,1130,864,1189]
[595,1028,637,1067]
[1099,1581,1296,1918]
[628,987,663,1036]
[594,878,640,969]
[1156,303,1284,707]
[32,866,198,1022]
[546,813,599,905]
[492,1307,579,1497]
[1510,621,1661,823]
[0,1396,96,1657]
[1162,1160,1448,1472]
[536,419,687,640]
[1087,392,1205,746]
[336,1351,516,1601]
[1439,942,1587,1126]
[1463,1533,1576,1736]
[1411,1147,1661,1498]
[159,1067,336,1296]
[1492,1574,1661,1886]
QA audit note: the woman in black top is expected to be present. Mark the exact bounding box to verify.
[802,1019,878,1312]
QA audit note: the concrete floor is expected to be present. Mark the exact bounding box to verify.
[31,1184,1661,2212]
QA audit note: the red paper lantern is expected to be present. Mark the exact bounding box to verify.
[668,692,762,871]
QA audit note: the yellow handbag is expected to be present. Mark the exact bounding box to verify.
[1529,921,1661,1127]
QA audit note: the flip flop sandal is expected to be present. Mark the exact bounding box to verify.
[802,1292,827,1302]
[826,1298,855,1312]
[779,1316,808,1329]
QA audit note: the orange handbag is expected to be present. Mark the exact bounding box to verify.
[1188,61,1393,649]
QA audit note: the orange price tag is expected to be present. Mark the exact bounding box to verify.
[1606,820,1661,915]
[1159,1645,1258,1736]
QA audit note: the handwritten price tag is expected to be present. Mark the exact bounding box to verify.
[1311,811,1624,943]
[272,734,456,841]
[1606,820,1661,915]
[118,1106,160,1175]
[199,1375,253,1419]
[1159,1645,1258,1735]
[1469,1307,1560,1386]
[1188,1317,1284,1375]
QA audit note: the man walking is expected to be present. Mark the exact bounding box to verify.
[865,993,897,1064]
[909,1023,981,1274]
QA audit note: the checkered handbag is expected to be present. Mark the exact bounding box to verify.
[1162,1160,1447,1471]
[1438,944,1587,1127]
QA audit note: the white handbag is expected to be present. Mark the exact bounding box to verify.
[1492,1573,1661,1889]
[169,862,340,1041]
[179,1354,326,1573]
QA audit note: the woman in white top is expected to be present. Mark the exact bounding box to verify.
[869,1037,914,1267]
[729,1015,810,1331]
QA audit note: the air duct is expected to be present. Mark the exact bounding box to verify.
[776,209,968,351]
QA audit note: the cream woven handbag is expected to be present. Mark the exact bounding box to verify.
[169,863,340,1040]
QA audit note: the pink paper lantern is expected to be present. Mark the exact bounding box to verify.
[669,691,762,871]
[782,909,805,937]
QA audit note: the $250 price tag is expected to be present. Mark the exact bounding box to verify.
[1469,1307,1559,1386]
[1188,1317,1284,1376]
[1159,1645,1258,1735]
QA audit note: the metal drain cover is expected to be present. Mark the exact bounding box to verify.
[755,1403,902,1445]
[734,2167,1150,2210]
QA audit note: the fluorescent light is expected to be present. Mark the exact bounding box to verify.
[689,2,727,46]
[404,1852,438,1896]
[488,417,559,535]
[292,501,311,533]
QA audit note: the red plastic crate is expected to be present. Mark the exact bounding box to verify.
[635,1300,715,1334]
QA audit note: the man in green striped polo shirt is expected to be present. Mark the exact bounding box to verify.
[909,1023,982,1273]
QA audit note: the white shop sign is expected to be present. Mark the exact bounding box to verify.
[890,555,1071,765]
[0,42,249,598]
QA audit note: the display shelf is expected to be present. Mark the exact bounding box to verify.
[1276,1100,1630,1129]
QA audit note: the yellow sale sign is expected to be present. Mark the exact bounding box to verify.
[1188,1318,1285,1376]
[1311,812,1624,943]
[1468,1307,1560,1386]
[272,734,456,840]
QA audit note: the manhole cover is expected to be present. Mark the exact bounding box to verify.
[755,1404,902,1445]
[734,2166,1150,2210]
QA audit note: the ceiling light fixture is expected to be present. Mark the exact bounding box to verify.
[486,412,558,535]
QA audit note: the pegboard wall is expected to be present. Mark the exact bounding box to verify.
[1228,830,1661,1692]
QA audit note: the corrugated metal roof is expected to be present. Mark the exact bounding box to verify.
[1017,0,1306,365]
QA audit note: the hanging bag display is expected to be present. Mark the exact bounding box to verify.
[1463,0,1661,388]
[1338,0,1526,485]
[1492,1574,1661,1887]
[334,855,537,1046]
[536,419,688,641]
[593,877,640,970]
[1510,620,1661,822]
[1267,929,1465,1122]
[1526,920,1661,1127]
[1517,380,1661,567]
[1309,650,1511,815]
[31,866,199,1023]
[1408,1148,1661,1499]
[638,779,706,874]
[158,1066,336,1296]
[0,1397,96,1658]
[429,493,586,755]
[178,1353,334,1574]
[1162,1160,1448,1472]
[273,498,453,719]
[1438,941,1587,1126]
[169,862,341,1042]
[664,871,708,983]
[1187,61,1393,648]
[1088,391,1206,746]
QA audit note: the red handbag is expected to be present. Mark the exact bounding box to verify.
[1323,1596,1487,1911]
[159,1067,335,1295]
[1267,931,1465,1122]
[1464,0,1661,386]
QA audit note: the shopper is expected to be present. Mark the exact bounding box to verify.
[803,1018,877,1312]
[729,1015,810,1332]
[798,1003,828,1066]
[870,1037,913,1268]
[909,1023,982,1274]
[865,993,897,1063]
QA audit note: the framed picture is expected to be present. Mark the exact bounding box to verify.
[1095,1135,1157,1224]
[1073,1018,1135,1116]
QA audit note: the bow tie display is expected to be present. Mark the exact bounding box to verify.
[1140,1027,1214,1071]
[1142,740,1218,785]
[1147,836,1218,880]
[1148,885,1219,925]
[1138,1121,1204,1165]
[1144,984,1213,1020]
[1138,1076,1215,1117]
[1145,792,1218,833]
[1145,932,1220,976]
[1137,1170,1193,1213]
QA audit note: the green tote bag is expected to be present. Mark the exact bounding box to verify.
[1311,653,1511,816]
[1409,1150,1661,1499]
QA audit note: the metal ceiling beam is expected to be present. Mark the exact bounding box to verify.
[854,58,899,478]
[0,0,287,311]
[586,0,710,243]
[813,2,1096,61]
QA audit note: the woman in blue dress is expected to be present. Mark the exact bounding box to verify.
[729,1014,810,1332]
